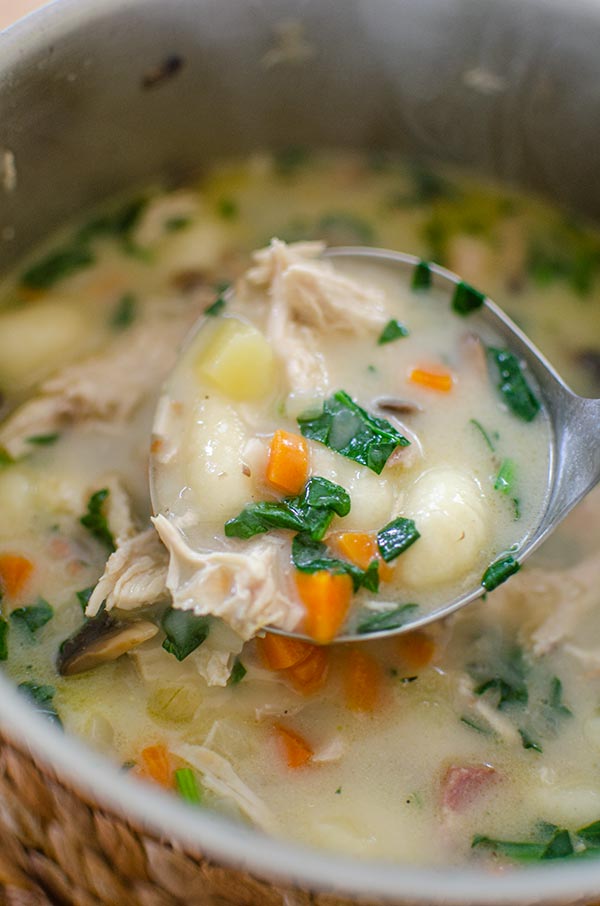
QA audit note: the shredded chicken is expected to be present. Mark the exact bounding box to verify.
[173,744,278,833]
[153,514,303,639]
[86,528,168,617]
[240,240,387,395]
[456,675,521,745]
[0,310,200,459]
[486,554,600,657]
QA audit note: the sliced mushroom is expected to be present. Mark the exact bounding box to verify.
[374,396,423,416]
[57,613,158,676]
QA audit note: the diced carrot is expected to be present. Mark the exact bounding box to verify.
[396,631,436,671]
[343,648,383,713]
[286,646,330,695]
[409,367,453,393]
[295,570,353,645]
[274,724,313,768]
[0,554,34,599]
[333,532,395,582]
[256,633,316,671]
[140,745,173,788]
[266,430,309,495]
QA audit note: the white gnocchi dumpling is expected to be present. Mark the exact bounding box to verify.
[400,467,489,588]
[310,445,399,532]
[0,301,88,390]
[184,394,255,523]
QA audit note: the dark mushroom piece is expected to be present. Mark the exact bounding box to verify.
[57,612,158,676]
[373,397,423,416]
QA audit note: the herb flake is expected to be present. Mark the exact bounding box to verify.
[292,534,379,593]
[298,390,408,475]
[18,682,62,725]
[110,293,137,330]
[412,260,432,290]
[80,489,115,552]
[377,517,420,563]
[10,599,53,635]
[482,554,520,591]
[356,604,418,634]
[487,347,541,422]
[0,618,7,660]
[378,319,410,345]
[162,608,209,661]
[452,281,485,315]
[228,658,247,685]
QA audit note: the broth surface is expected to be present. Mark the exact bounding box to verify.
[1,151,600,867]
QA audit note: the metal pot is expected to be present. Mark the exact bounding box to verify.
[1,1,600,903]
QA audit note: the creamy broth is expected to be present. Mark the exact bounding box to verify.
[153,249,551,636]
[1,151,600,867]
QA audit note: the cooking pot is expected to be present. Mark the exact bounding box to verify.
[1,1,600,903]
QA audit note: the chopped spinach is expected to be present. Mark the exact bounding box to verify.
[110,293,137,330]
[228,658,247,685]
[274,146,310,177]
[527,220,600,297]
[217,198,238,220]
[175,767,202,804]
[75,586,95,614]
[80,489,115,552]
[356,604,418,634]
[292,533,379,593]
[460,716,492,735]
[452,281,485,316]
[0,617,7,660]
[378,319,410,345]
[26,433,60,446]
[162,608,210,661]
[10,599,53,635]
[164,216,191,233]
[76,197,147,246]
[298,390,408,475]
[225,477,350,542]
[0,448,14,467]
[481,554,520,591]
[377,517,420,563]
[316,212,375,245]
[473,825,578,863]
[18,682,62,726]
[487,347,541,422]
[547,676,572,718]
[472,835,551,862]
[471,643,528,709]
[577,821,600,848]
[21,246,95,290]
[519,728,543,753]
[469,418,496,451]
[204,285,228,317]
[412,260,432,291]
[494,458,516,495]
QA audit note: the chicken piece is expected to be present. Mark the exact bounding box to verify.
[173,743,278,833]
[484,554,600,657]
[241,240,388,396]
[0,310,200,459]
[87,528,168,617]
[152,514,303,639]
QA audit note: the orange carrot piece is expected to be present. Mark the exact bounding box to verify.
[343,648,383,713]
[256,633,316,671]
[396,631,436,671]
[140,745,173,788]
[274,724,313,768]
[333,532,395,582]
[286,646,330,695]
[295,570,353,645]
[409,367,453,393]
[266,430,309,495]
[0,554,34,599]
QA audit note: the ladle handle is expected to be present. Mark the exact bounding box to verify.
[543,389,600,536]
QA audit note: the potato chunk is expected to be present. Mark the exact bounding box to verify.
[401,467,489,588]
[0,301,87,390]
[197,318,275,401]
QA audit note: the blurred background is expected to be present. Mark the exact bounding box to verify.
[1,0,47,31]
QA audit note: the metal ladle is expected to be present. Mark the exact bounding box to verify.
[153,247,600,642]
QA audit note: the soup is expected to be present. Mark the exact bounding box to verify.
[1,150,600,867]
[151,242,551,640]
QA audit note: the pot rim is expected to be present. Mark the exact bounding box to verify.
[3,0,600,902]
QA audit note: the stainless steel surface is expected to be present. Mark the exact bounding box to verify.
[3,0,600,903]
